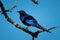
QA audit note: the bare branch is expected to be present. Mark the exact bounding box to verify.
[32,37,34,40]
[0,0,18,12]
[35,26,59,34]
[7,0,18,12]
[32,0,38,4]
[0,1,35,37]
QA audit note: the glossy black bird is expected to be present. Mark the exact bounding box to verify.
[18,10,51,33]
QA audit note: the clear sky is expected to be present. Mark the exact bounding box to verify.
[0,0,60,40]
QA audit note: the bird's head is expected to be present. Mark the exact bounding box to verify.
[17,10,27,15]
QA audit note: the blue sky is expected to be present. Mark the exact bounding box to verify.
[0,0,60,40]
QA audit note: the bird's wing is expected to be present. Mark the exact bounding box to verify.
[24,16,38,26]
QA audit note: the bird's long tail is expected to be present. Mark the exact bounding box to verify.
[36,25,51,33]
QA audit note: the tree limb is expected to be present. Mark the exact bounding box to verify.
[32,0,38,4]
[0,0,18,12]
[35,26,59,37]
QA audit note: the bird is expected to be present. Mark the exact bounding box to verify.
[18,10,51,33]
[32,0,38,4]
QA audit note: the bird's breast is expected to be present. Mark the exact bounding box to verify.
[20,16,25,21]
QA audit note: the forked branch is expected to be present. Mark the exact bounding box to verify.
[0,0,18,12]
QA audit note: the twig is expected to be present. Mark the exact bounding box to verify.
[0,1,36,38]
[32,37,34,40]
[32,0,38,4]
[35,26,59,37]
[7,0,18,12]
[0,0,18,12]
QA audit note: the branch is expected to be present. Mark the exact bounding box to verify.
[32,37,34,40]
[7,0,18,12]
[35,26,59,37]
[0,0,36,38]
[0,0,18,12]
[32,0,38,4]
[0,1,59,40]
